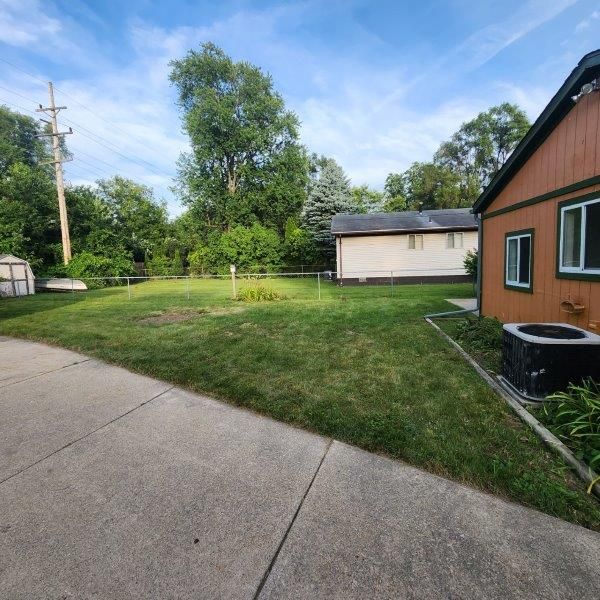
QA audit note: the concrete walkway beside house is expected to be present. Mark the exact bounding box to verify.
[0,336,598,599]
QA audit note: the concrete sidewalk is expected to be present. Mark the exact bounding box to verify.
[0,337,598,599]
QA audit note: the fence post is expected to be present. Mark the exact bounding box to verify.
[186,276,190,301]
[317,272,321,301]
[390,271,394,297]
[71,277,74,300]
[230,265,237,299]
[127,277,131,300]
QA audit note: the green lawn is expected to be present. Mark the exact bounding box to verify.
[1,278,598,529]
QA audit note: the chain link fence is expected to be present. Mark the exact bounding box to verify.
[24,268,473,309]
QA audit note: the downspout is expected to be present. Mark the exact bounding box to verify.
[423,213,483,319]
[476,212,483,312]
[338,235,343,286]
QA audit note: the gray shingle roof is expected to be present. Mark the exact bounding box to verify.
[331,208,477,235]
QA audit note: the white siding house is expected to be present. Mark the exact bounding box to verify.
[331,209,478,283]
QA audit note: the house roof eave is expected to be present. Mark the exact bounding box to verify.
[473,49,600,215]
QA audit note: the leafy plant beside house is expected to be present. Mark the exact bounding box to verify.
[453,316,503,373]
[543,380,600,471]
[464,249,478,280]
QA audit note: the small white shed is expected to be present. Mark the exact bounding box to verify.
[0,254,35,297]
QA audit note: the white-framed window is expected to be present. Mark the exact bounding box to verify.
[408,234,423,250]
[558,197,600,276]
[505,230,533,290]
[447,232,464,249]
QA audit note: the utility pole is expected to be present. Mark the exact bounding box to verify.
[37,82,72,264]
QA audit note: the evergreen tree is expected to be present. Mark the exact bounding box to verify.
[303,160,354,260]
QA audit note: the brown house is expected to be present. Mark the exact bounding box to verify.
[474,50,600,333]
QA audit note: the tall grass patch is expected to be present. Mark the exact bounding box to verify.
[543,379,600,471]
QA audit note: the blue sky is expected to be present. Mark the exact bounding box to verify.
[0,0,599,215]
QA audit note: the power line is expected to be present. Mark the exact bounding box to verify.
[0,96,137,181]
[0,96,138,177]
[0,57,162,153]
[0,98,34,116]
[71,156,114,178]
[65,162,103,181]
[0,59,176,177]
[0,57,49,87]
[0,98,149,189]
[59,115,174,178]
[69,146,126,174]
[0,84,40,108]
[0,86,174,179]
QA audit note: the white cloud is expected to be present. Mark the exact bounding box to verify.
[575,9,600,32]
[376,0,577,112]
[0,0,587,214]
[297,87,537,188]
[0,0,62,46]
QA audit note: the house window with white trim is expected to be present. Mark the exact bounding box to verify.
[505,230,533,290]
[408,234,423,249]
[559,197,600,276]
[447,232,464,248]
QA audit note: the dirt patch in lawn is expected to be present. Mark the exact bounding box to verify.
[138,306,245,325]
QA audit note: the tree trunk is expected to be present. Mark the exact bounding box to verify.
[226,156,237,195]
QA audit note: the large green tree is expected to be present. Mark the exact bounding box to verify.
[382,173,407,211]
[384,103,530,211]
[0,106,171,274]
[435,102,530,189]
[170,43,308,233]
[0,162,61,269]
[351,184,384,213]
[0,106,52,175]
[402,161,472,210]
[96,176,169,261]
[0,107,62,268]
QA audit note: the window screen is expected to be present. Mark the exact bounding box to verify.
[507,238,518,282]
[518,236,531,284]
[447,232,464,248]
[559,198,600,274]
[584,201,600,269]
[408,234,423,249]
[562,207,582,268]
[505,232,532,289]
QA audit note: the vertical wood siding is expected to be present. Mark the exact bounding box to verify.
[487,92,600,211]
[482,92,600,332]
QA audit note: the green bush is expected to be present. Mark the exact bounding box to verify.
[283,217,319,266]
[236,281,286,302]
[188,224,283,275]
[453,316,503,372]
[455,316,502,351]
[188,244,210,276]
[543,380,600,470]
[65,251,135,287]
[171,252,184,276]
[463,249,478,280]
